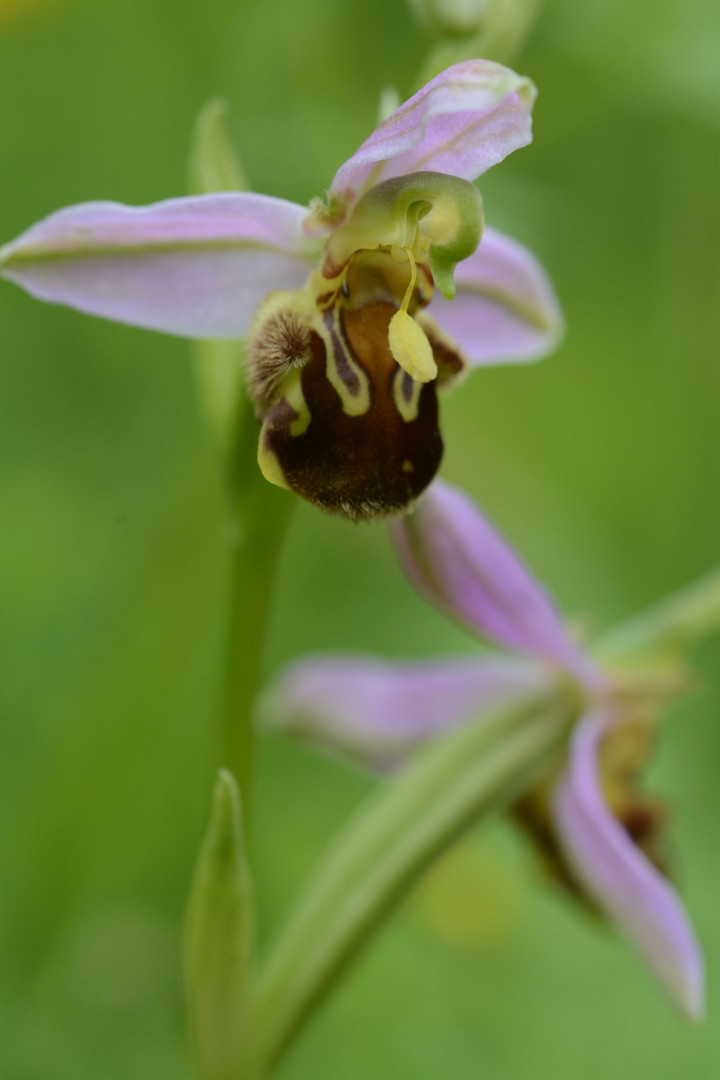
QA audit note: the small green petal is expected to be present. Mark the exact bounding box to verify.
[323,171,484,300]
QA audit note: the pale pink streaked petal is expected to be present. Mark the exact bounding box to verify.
[428,225,564,365]
[331,60,535,203]
[261,653,550,769]
[0,194,316,338]
[553,710,704,1019]
[392,480,600,686]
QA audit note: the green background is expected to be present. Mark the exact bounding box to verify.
[1,0,719,1076]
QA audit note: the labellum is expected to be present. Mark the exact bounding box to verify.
[247,250,466,520]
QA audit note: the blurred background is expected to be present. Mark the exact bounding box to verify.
[1,0,719,1076]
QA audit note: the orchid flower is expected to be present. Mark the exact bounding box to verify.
[263,480,706,1019]
[0,61,562,520]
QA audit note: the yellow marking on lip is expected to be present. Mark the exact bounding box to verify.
[257,438,290,491]
[393,367,423,423]
[322,307,371,417]
[282,370,312,436]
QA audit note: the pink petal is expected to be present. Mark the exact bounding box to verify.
[553,711,704,1019]
[262,653,549,769]
[392,480,599,684]
[331,60,536,202]
[428,225,564,365]
[0,194,315,338]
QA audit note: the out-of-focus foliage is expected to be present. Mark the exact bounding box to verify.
[0,0,48,18]
[0,0,718,1077]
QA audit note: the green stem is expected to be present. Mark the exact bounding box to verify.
[256,691,572,1072]
[220,389,293,818]
[416,0,543,86]
[221,501,292,810]
[596,568,720,663]
[188,100,294,817]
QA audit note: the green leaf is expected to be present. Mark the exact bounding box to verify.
[189,98,249,196]
[183,770,255,1080]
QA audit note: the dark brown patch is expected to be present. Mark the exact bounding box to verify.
[418,311,469,389]
[261,301,444,520]
[618,796,669,875]
[399,369,415,404]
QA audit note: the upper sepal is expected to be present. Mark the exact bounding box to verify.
[331,60,536,204]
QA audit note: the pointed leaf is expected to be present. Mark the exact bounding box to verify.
[184,770,255,1080]
[189,99,249,195]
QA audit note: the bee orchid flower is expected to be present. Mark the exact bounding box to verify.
[0,61,562,519]
[264,480,706,1018]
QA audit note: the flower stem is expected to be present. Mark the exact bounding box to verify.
[597,568,720,664]
[189,100,294,816]
[256,690,572,1072]
[415,0,543,87]
[220,386,293,821]
[222,504,292,813]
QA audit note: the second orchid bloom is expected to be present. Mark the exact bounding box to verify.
[0,61,562,518]
[266,480,707,1020]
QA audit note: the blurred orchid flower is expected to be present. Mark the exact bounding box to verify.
[0,61,562,519]
[264,480,704,1018]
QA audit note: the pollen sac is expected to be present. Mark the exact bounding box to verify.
[246,259,465,521]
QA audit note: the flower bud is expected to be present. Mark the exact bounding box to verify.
[407,0,491,37]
